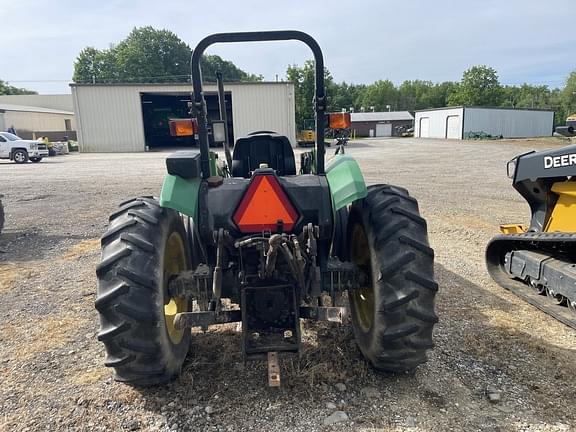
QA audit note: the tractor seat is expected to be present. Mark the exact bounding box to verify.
[231,132,296,178]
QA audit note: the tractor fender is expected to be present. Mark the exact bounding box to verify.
[159,174,201,221]
[326,154,367,211]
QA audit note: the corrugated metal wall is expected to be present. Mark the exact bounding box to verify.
[464,108,554,138]
[414,108,463,138]
[231,83,295,144]
[73,84,158,152]
[73,83,295,153]
[4,110,76,134]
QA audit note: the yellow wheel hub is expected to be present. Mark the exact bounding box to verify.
[350,224,375,332]
[163,231,188,344]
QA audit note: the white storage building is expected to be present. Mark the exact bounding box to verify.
[71,82,296,152]
[414,107,554,139]
[0,103,75,139]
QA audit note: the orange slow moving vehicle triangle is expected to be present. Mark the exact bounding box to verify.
[234,175,299,233]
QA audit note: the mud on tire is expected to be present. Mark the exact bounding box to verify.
[95,197,191,386]
[348,184,438,372]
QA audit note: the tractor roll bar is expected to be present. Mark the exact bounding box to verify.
[191,30,326,178]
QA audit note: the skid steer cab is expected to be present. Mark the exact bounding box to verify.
[95,30,438,387]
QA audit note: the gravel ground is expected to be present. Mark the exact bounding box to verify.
[1,137,575,432]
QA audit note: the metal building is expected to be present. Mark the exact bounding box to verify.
[71,82,295,152]
[0,103,76,140]
[350,111,414,137]
[414,107,554,139]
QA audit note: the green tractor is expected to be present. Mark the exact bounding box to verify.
[95,31,438,386]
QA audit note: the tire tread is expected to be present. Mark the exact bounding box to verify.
[349,184,437,373]
[95,197,190,386]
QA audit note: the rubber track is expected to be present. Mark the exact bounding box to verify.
[486,232,576,330]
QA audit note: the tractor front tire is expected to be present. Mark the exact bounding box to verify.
[348,185,438,372]
[96,197,192,386]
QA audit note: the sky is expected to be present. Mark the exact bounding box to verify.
[1,0,575,94]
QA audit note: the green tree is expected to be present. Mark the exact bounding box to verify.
[561,71,576,117]
[73,47,117,83]
[427,82,458,108]
[113,27,191,82]
[286,60,334,126]
[329,82,366,113]
[448,65,503,106]
[501,85,521,108]
[0,80,37,95]
[397,80,436,110]
[512,84,551,109]
[360,80,398,112]
[549,88,566,126]
[201,54,262,82]
[73,26,260,84]
[286,62,310,127]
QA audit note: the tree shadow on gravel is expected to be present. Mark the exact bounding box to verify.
[130,263,575,430]
[0,231,90,262]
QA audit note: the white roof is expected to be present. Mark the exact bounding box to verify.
[0,103,74,115]
[351,111,414,122]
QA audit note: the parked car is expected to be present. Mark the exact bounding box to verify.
[395,125,414,137]
[0,132,49,163]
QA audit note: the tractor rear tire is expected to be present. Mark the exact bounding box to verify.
[348,184,438,372]
[96,197,192,386]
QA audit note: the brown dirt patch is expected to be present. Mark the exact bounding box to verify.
[61,239,100,261]
[0,311,90,361]
[0,263,21,293]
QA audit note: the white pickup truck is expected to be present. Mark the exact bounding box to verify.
[0,132,49,163]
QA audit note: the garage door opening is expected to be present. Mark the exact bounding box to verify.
[141,92,234,149]
[375,123,392,137]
